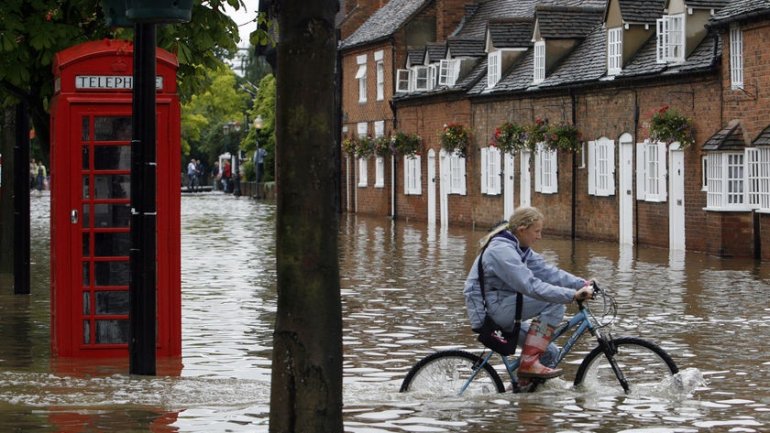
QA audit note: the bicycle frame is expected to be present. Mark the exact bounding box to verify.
[459,303,598,395]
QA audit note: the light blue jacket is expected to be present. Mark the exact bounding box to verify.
[463,231,584,330]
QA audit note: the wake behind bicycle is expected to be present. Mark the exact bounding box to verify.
[400,283,679,395]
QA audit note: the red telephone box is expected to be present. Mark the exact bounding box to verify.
[50,39,181,357]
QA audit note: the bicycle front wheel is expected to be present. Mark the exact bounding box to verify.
[574,337,678,393]
[400,350,505,395]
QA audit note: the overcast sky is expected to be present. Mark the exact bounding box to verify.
[225,1,259,48]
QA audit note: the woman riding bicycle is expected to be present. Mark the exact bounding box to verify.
[463,206,594,381]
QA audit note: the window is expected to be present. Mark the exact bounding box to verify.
[706,152,746,210]
[439,59,461,86]
[588,138,616,196]
[534,41,545,84]
[636,141,667,202]
[404,155,422,195]
[356,54,367,102]
[449,153,466,195]
[534,144,557,194]
[357,122,368,187]
[374,121,385,187]
[747,147,770,210]
[730,24,744,90]
[480,147,501,195]
[412,66,429,91]
[656,14,685,63]
[396,69,411,93]
[487,51,501,88]
[607,28,623,76]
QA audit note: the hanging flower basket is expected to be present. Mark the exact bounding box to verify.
[543,123,582,152]
[373,135,392,157]
[354,136,375,158]
[491,122,527,154]
[649,105,695,148]
[524,117,549,150]
[342,135,358,156]
[439,123,470,157]
[391,131,423,157]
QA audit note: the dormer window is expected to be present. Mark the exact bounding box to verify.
[412,66,430,91]
[533,41,545,84]
[396,69,410,93]
[487,51,501,88]
[607,27,623,76]
[656,14,685,63]
[439,59,460,87]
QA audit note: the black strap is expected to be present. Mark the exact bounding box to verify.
[477,235,523,335]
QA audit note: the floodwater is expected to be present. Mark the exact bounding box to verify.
[0,191,769,432]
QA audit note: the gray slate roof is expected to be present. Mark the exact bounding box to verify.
[685,0,731,9]
[539,23,607,87]
[710,0,770,27]
[407,48,425,66]
[753,125,770,146]
[702,122,746,150]
[455,0,540,40]
[468,50,535,95]
[488,19,535,48]
[619,29,719,78]
[617,0,665,24]
[537,5,605,39]
[340,0,430,50]
[425,42,447,63]
[448,38,486,57]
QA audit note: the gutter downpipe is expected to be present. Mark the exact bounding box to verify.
[633,89,640,247]
[390,38,398,220]
[570,89,577,239]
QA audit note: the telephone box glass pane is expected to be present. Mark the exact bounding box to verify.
[82,233,90,256]
[82,145,89,169]
[95,146,131,170]
[83,321,90,344]
[82,176,90,198]
[94,204,130,227]
[82,117,90,141]
[94,117,132,141]
[96,291,129,315]
[94,175,130,199]
[94,261,129,286]
[83,292,90,315]
[96,320,128,344]
[95,232,130,257]
[82,263,90,286]
[82,204,90,227]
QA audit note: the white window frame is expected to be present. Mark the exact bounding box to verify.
[730,24,744,90]
[487,51,501,88]
[428,64,438,90]
[412,66,430,91]
[439,59,461,86]
[534,143,558,194]
[396,69,411,93]
[357,122,368,187]
[607,27,623,76]
[636,140,667,202]
[747,147,770,210]
[588,138,616,197]
[706,152,747,210]
[656,14,685,64]
[480,147,502,195]
[534,41,546,84]
[374,121,385,187]
[449,153,466,195]
[356,54,367,102]
[404,155,422,195]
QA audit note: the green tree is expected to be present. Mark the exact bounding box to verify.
[268,0,342,431]
[181,66,250,164]
[0,0,245,160]
[241,73,275,182]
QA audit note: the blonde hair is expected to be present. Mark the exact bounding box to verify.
[477,206,544,252]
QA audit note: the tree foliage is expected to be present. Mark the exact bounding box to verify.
[0,0,245,160]
[241,73,275,181]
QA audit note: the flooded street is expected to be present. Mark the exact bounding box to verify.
[1,191,769,432]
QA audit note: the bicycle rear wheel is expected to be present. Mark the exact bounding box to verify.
[400,350,505,395]
[574,337,678,394]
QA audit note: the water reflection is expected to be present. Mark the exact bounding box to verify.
[0,193,767,432]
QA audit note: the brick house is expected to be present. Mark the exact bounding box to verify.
[340,0,770,261]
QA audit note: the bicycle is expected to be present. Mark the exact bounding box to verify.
[400,283,679,395]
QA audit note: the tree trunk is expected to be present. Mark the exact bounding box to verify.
[0,106,16,275]
[269,1,342,432]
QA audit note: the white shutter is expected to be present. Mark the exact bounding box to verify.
[608,140,616,196]
[588,140,596,195]
[404,156,410,194]
[658,141,668,201]
[415,155,422,195]
[459,156,467,195]
[489,148,501,195]
[534,148,542,192]
[550,151,558,194]
[480,148,488,194]
[636,142,647,200]
[747,147,760,208]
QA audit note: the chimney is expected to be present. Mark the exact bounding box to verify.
[436,0,472,40]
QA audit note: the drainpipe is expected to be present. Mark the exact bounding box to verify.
[633,89,640,246]
[389,98,397,220]
[570,90,577,239]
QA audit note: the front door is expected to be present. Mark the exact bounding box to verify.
[669,144,685,250]
[619,134,634,245]
[427,149,436,224]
